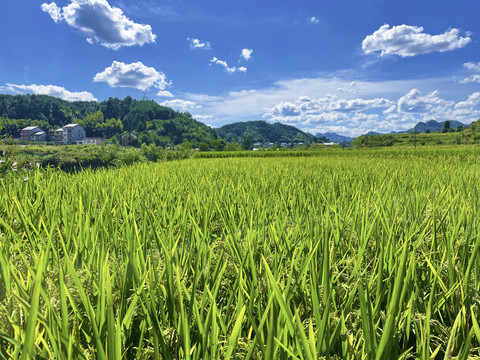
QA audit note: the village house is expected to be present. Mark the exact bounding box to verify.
[20,126,44,141]
[53,128,64,145]
[32,131,47,142]
[77,137,104,146]
[63,124,86,144]
[120,132,138,146]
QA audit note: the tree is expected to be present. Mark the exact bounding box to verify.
[97,118,123,138]
[79,110,104,137]
[470,119,480,133]
[179,140,193,151]
[209,139,226,151]
[225,141,242,151]
[198,142,210,151]
[442,121,450,133]
[242,135,254,150]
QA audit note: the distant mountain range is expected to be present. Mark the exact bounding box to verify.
[358,120,468,138]
[316,132,355,144]
[408,120,466,133]
[216,120,329,144]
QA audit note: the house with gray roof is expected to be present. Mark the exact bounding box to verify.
[20,126,45,141]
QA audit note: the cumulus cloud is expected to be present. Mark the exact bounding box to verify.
[326,98,393,112]
[382,89,480,125]
[460,62,480,83]
[269,101,301,117]
[267,95,392,117]
[93,61,170,91]
[262,88,480,135]
[187,37,211,50]
[337,81,361,94]
[210,57,247,73]
[41,3,62,22]
[455,92,480,109]
[264,95,393,126]
[396,89,452,113]
[464,62,480,72]
[157,90,174,98]
[241,48,253,61]
[460,75,480,84]
[309,17,319,24]
[362,24,471,57]
[160,99,201,112]
[5,83,97,101]
[41,0,156,49]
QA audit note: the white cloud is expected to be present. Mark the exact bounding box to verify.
[268,101,301,117]
[464,62,480,72]
[263,95,393,127]
[210,57,247,73]
[157,90,174,98]
[460,75,480,84]
[327,97,393,112]
[266,95,392,118]
[455,93,480,109]
[383,105,397,114]
[241,48,253,61]
[93,61,170,91]
[396,89,452,113]
[193,115,214,123]
[160,99,201,112]
[384,89,480,125]
[41,0,156,49]
[184,76,427,122]
[337,81,361,94]
[362,24,471,57]
[460,62,480,84]
[187,37,211,50]
[41,3,62,23]
[309,17,319,24]
[5,83,97,101]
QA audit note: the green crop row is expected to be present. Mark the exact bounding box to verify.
[1,148,480,359]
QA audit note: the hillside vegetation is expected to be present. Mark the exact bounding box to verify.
[0,94,217,147]
[353,119,480,147]
[215,120,327,144]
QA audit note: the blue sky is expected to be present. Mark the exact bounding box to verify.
[1,0,480,136]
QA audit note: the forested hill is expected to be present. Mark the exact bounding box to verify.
[0,94,98,126]
[409,120,466,133]
[216,120,326,144]
[0,94,217,146]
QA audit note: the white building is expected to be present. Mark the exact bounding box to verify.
[20,126,44,141]
[63,124,86,144]
[77,137,104,146]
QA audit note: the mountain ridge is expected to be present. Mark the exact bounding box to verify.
[215,120,328,144]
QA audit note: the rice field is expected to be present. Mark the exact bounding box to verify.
[1,147,480,359]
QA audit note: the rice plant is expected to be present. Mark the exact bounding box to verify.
[1,147,480,359]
